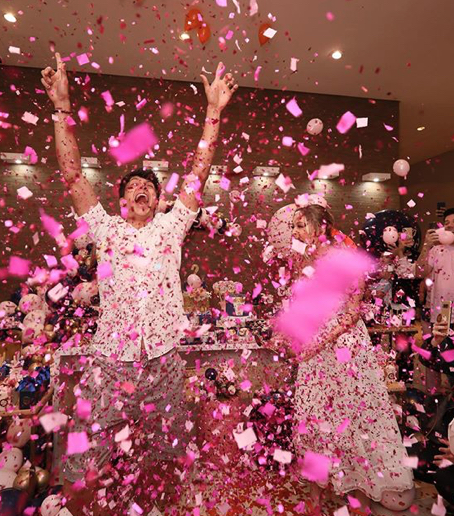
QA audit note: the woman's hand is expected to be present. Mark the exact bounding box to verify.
[200,62,238,112]
[434,438,454,466]
[41,52,70,108]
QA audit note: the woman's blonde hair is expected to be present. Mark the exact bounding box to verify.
[294,204,335,238]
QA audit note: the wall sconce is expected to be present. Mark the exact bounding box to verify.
[0,152,30,164]
[253,166,280,177]
[362,173,391,183]
[81,157,101,168]
[142,160,169,172]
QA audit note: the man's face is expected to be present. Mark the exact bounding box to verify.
[121,176,158,220]
[444,214,454,233]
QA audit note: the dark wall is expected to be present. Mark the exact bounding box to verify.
[0,65,400,297]
[404,149,454,236]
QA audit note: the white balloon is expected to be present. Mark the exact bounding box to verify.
[6,419,32,448]
[0,469,17,489]
[0,447,23,472]
[306,118,324,135]
[41,494,63,516]
[0,301,17,316]
[436,228,454,245]
[393,159,410,177]
[19,294,43,314]
[187,274,202,289]
[383,226,399,245]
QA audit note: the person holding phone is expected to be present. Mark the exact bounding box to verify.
[415,209,454,325]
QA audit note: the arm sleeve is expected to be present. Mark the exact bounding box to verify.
[74,202,112,243]
[449,418,454,454]
[161,198,198,240]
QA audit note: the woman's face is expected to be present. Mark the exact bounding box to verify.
[292,212,318,244]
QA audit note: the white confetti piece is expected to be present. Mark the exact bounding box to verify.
[22,112,39,125]
[114,425,130,442]
[290,57,299,72]
[263,27,277,38]
[275,173,294,193]
[273,449,292,464]
[356,117,368,128]
[8,46,20,54]
[407,199,416,208]
[17,186,33,200]
[292,238,307,255]
[39,412,68,433]
[233,426,257,449]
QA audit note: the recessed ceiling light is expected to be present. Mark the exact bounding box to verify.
[4,13,17,23]
[417,126,425,131]
[331,50,343,60]
[179,32,190,41]
[82,163,89,168]
[373,178,379,182]
[15,159,22,164]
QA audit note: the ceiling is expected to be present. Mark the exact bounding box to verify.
[1,0,453,163]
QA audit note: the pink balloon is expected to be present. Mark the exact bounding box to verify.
[436,228,454,245]
[383,226,399,245]
[393,159,410,177]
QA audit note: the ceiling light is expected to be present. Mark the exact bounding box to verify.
[0,152,30,164]
[81,156,101,168]
[4,13,17,23]
[331,50,343,60]
[417,126,425,132]
[143,160,169,171]
[362,172,391,183]
[253,166,280,177]
[179,32,191,41]
[209,165,228,175]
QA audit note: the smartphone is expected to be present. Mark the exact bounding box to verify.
[436,301,452,335]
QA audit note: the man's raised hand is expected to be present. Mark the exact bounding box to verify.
[200,62,238,112]
[41,52,70,107]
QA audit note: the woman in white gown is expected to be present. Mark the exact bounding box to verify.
[288,203,415,514]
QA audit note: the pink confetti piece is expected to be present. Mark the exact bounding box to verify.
[68,219,89,240]
[347,495,361,509]
[17,186,33,200]
[78,107,89,123]
[318,162,344,179]
[24,146,38,164]
[276,248,373,354]
[297,142,310,156]
[282,136,294,147]
[61,254,79,271]
[136,98,147,110]
[76,398,91,420]
[411,343,432,361]
[165,173,179,193]
[286,98,303,117]
[334,507,350,516]
[97,261,113,279]
[67,431,90,454]
[260,402,276,417]
[249,0,258,15]
[252,283,262,299]
[21,111,39,125]
[77,53,90,65]
[336,418,350,434]
[39,412,68,433]
[402,456,419,469]
[44,255,58,268]
[383,123,394,131]
[40,209,63,239]
[398,186,408,195]
[110,122,157,164]
[275,174,294,193]
[220,176,231,191]
[300,450,331,483]
[8,256,30,277]
[254,65,262,82]
[326,11,335,21]
[240,379,252,391]
[216,0,227,6]
[441,349,454,362]
[335,347,352,363]
[336,111,356,134]
[101,90,114,107]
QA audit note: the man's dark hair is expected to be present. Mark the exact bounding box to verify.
[118,168,161,199]
[444,208,454,220]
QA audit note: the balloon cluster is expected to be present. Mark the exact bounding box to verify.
[184,8,211,44]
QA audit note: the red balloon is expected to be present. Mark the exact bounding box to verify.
[198,24,211,44]
[185,8,202,31]
[258,22,272,46]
